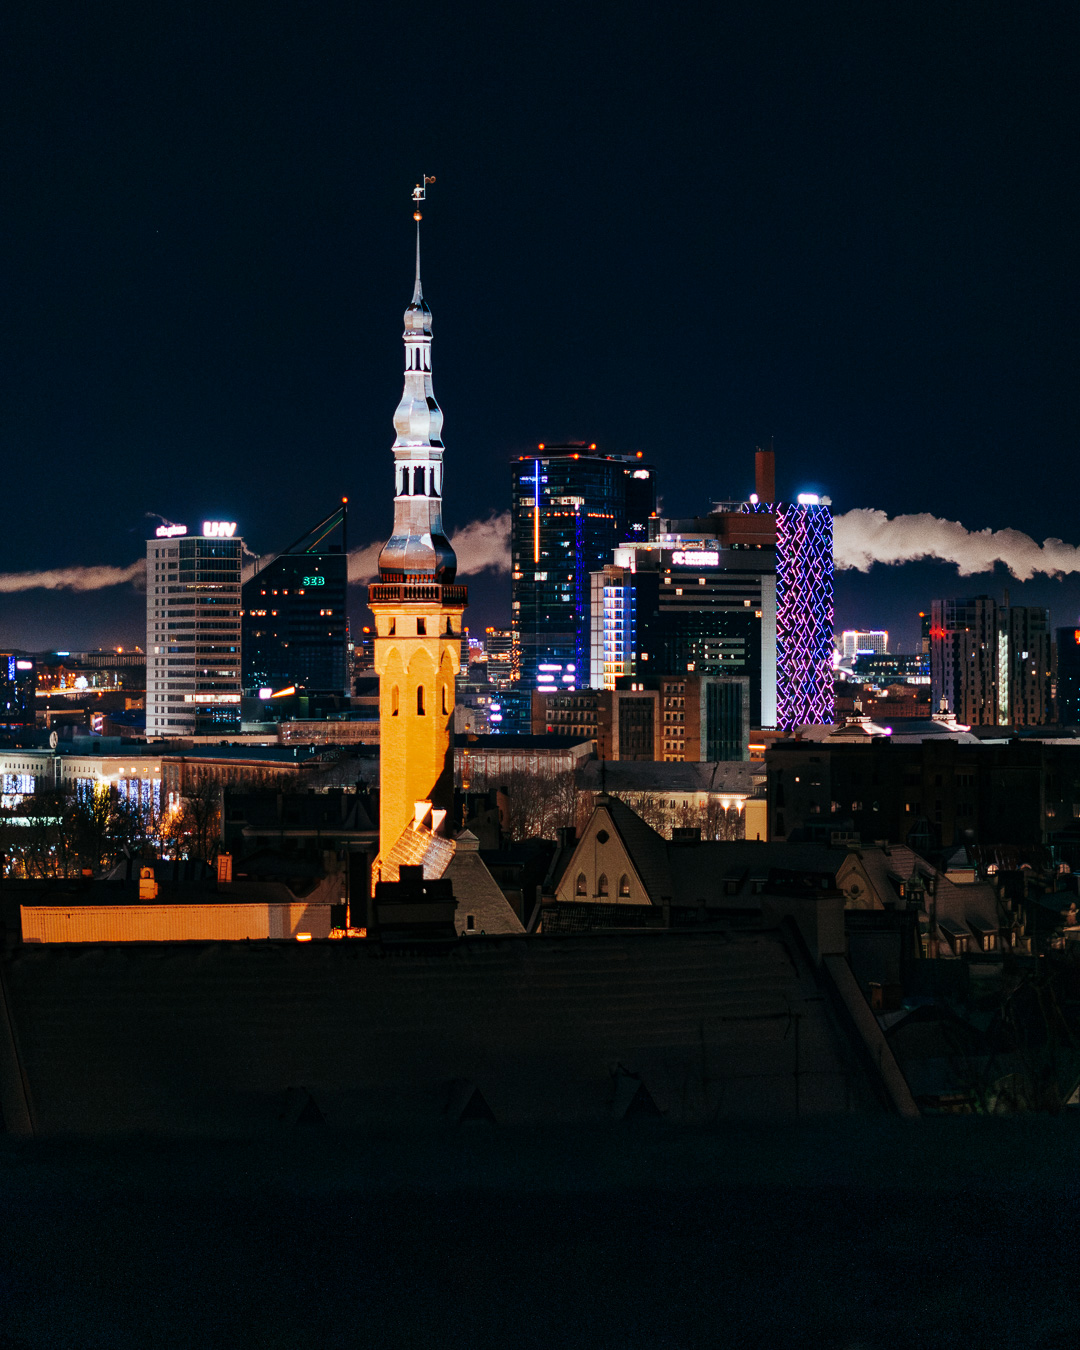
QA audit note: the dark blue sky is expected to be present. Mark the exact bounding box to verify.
[0,0,1076,652]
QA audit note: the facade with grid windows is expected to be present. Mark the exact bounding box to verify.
[146,527,243,739]
[511,444,655,691]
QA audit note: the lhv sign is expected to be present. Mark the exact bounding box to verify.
[203,521,237,538]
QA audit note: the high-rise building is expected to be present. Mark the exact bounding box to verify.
[748,497,834,730]
[931,596,1051,727]
[0,654,36,731]
[368,192,466,861]
[585,446,833,732]
[511,444,655,689]
[840,630,888,659]
[998,604,1051,726]
[930,597,998,726]
[242,503,349,696]
[483,627,515,689]
[146,523,243,739]
[590,541,775,728]
[1056,627,1080,725]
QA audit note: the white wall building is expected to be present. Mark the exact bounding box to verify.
[840,630,888,659]
[146,524,243,740]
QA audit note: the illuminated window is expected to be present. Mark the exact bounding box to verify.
[575,873,587,896]
[618,874,630,897]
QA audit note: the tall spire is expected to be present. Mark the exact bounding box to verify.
[377,176,456,583]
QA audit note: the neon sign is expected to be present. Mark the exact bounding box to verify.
[671,550,719,567]
[203,521,237,537]
[302,576,325,586]
[155,524,187,538]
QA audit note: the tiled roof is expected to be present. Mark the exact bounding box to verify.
[445,837,525,935]
[379,821,456,883]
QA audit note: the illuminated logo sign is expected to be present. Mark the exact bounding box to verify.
[155,524,187,538]
[632,469,651,479]
[671,550,719,567]
[183,694,241,704]
[796,494,820,506]
[203,521,237,537]
[15,660,33,670]
[302,576,325,587]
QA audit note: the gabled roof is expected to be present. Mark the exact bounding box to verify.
[445,833,525,935]
[598,797,673,900]
[571,797,848,908]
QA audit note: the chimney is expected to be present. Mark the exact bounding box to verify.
[754,446,775,505]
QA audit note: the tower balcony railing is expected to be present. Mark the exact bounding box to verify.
[368,580,468,606]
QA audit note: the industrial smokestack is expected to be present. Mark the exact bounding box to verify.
[754,447,775,504]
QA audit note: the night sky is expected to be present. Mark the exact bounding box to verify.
[1,1,1076,653]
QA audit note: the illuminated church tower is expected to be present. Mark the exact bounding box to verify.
[369,179,467,861]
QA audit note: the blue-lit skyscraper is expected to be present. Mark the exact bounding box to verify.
[511,443,655,691]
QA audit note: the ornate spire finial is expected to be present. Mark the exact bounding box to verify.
[411,174,435,221]
[411,175,434,302]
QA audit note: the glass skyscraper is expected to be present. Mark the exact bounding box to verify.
[241,505,349,696]
[511,443,655,690]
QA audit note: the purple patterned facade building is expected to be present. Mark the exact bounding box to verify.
[746,497,834,729]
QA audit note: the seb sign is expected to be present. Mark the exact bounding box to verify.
[154,521,237,539]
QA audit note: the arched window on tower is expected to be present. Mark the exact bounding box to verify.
[597,873,609,898]
[619,874,631,898]
[417,685,426,716]
[391,685,399,717]
[575,873,587,896]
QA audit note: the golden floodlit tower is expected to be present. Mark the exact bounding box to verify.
[369,178,467,863]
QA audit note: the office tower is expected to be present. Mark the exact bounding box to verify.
[588,446,787,727]
[930,597,998,725]
[840,630,888,659]
[242,503,349,696]
[511,443,655,690]
[368,193,466,860]
[591,545,775,728]
[483,627,515,688]
[998,604,1051,726]
[146,522,243,738]
[769,499,834,730]
[0,654,36,731]
[1056,627,1080,725]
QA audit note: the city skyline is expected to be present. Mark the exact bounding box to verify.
[1,3,1076,653]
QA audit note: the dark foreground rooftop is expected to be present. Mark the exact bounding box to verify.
[1,1120,1078,1349]
[0,926,883,1135]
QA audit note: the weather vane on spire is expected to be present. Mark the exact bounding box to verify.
[412,175,436,221]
